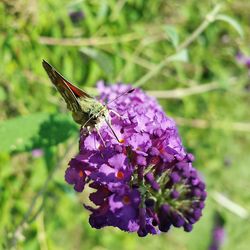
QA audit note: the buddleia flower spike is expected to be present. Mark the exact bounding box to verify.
[65,82,206,236]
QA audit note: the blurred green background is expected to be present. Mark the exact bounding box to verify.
[1,0,250,249]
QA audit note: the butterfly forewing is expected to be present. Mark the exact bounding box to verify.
[42,60,92,112]
[42,60,107,127]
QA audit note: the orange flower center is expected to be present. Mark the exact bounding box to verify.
[79,170,84,177]
[159,148,165,154]
[122,195,130,205]
[116,171,124,180]
[151,156,160,165]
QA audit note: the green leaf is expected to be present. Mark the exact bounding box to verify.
[164,25,179,48]
[0,113,78,153]
[0,113,48,153]
[44,146,57,171]
[30,113,78,149]
[168,49,189,62]
[216,14,244,38]
[80,47,114,77]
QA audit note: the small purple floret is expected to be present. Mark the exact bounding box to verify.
[237,52,250,66]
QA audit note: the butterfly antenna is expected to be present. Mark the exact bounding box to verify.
[105,88,135,106]
[102,88,135,142]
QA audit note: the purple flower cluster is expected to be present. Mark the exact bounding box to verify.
[65,82,206,236]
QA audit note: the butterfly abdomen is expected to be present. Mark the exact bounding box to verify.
[72,111,89,125]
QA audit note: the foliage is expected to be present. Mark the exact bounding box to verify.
[1,0,250,249]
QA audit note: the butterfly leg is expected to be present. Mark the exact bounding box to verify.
[109,109,121,118]
[109,109,130,120]
[95,126,106,147]
[80,125,89,137]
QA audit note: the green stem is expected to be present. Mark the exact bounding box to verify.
[8,139,76,248]
[134,4,222,88]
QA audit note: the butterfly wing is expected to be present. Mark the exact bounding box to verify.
[42,60,92,112]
